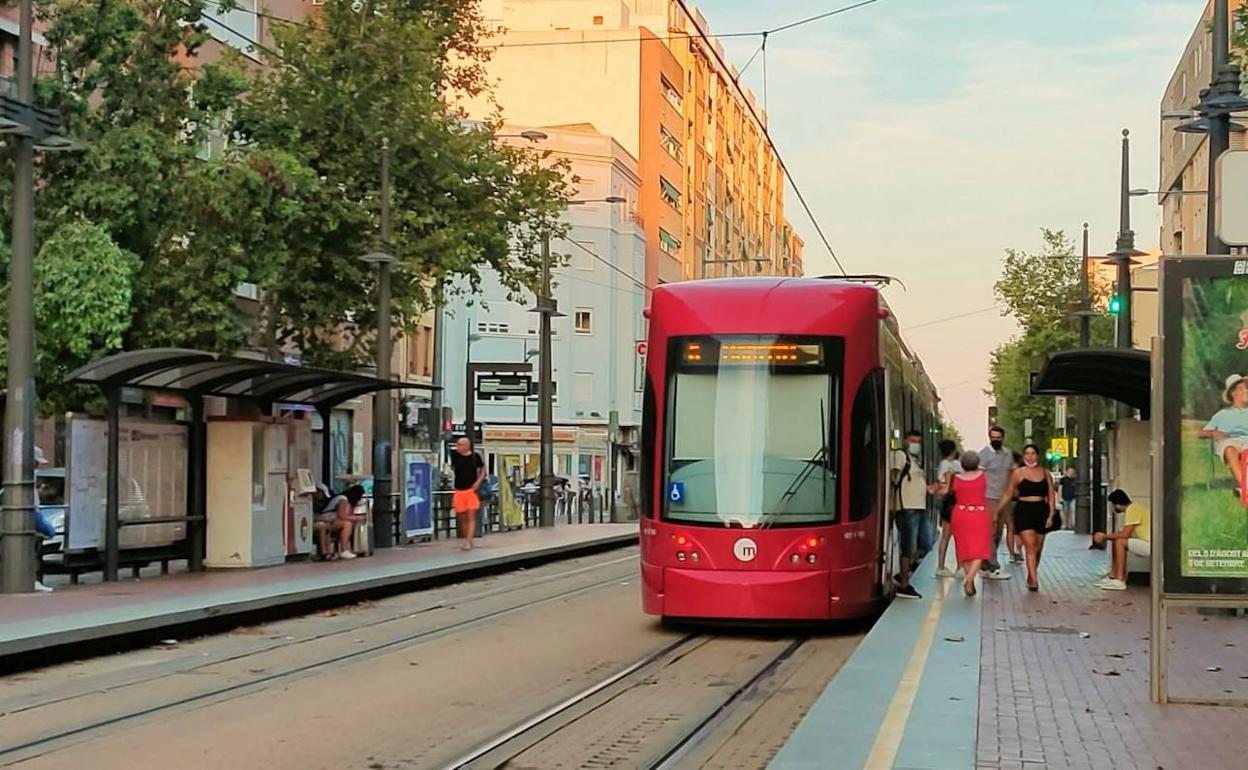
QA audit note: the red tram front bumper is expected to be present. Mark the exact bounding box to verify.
[643,564,877,621]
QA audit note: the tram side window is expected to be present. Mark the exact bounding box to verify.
[848,371,884,522]
[640,374,657,517]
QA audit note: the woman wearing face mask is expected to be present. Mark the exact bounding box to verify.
[993,444,1055,591]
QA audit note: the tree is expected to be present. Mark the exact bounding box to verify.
[987,229,1115,451]
[0,222,139,414]
[223,0,571,368]
[0,0,570,411]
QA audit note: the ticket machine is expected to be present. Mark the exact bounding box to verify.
[205,419,287,568]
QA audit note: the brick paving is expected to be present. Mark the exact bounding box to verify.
[976,531,1248,770]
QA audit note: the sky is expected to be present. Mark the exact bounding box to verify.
[693,0,1199,441]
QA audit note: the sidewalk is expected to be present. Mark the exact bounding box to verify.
[771,531,1248,770]
[0,524,636,662]
[978,531,1248,770]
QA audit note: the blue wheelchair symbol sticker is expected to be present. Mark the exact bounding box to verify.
[668,481,686,505]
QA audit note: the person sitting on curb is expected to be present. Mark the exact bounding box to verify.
[315,484,367,560]
[1091,488,1150,591]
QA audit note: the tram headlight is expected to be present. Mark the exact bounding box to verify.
[790,553,801,564]
[690,551,700,562]
[676,551,687,562]
[806,553,817,564]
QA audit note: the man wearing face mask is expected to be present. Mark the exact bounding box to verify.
[891,429,938,599]
[979,426,1016,579]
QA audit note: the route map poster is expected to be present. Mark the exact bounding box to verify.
[1174,267,1248,580]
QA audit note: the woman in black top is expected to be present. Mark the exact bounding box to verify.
[994,444,1056,591]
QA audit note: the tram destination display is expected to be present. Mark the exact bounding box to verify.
[678,337,824,368]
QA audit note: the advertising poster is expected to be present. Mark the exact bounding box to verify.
[499,455,525,529]
[1163,257,1248,591]
[402,451,433,538]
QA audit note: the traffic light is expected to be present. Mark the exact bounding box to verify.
[1107,294,1123,316]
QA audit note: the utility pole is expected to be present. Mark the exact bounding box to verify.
[538,233,556,528]
[370,139,395,548]
[1107,129,1145,419]
[1,0,38,594]
[1207,0,1233,255]
[1076,223,1092,535]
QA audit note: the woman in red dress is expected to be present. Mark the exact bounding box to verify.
[949,450,993,596]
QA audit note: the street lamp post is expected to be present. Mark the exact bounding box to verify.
[362,139,397,549]
[1175,0,1248,255]
[1075,223,1093,535]
[1,0,74,594]
[1105,129,1146,422]
[535,196,626,528]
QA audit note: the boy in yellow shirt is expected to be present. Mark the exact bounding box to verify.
[1091,488,1150,591]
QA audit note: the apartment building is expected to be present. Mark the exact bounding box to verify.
[1158,0,1247,256]
[439,124,646,490]
[473,0,804,287]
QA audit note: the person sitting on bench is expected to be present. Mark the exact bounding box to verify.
[315,485,366,560]
[1091,488,1150,591]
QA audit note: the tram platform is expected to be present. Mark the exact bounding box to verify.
[771,531,1248,770]
[0,524,636,664]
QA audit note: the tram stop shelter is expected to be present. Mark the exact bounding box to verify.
[1029,347,1152,417]
[66,348,438,582]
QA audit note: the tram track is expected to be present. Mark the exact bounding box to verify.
[0,553,638,765]
[442,633,813,770]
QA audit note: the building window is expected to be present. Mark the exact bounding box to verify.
[660,74,683,110]
[659,176,681,212]
[204,0,259,56]
[660,124,682,160]
[476,322,511,335]
[593,15,604,25]
[574,308,593,335]
[575,372,593,402]
[659,228,681,257]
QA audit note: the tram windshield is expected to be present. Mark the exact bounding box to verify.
[664,335,839,527]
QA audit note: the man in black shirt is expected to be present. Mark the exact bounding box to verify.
[1059,467,1078,530]
[450,437,486,550]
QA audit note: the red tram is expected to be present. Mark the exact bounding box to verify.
[639,277,941,622]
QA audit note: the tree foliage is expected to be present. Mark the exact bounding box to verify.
[987,229,1115,450]
[0,0,569,410]
[0,221,139,414]
[228,0,570,367]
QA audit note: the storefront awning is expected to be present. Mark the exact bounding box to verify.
[1030,348,1151,418]
[69,348,438,410]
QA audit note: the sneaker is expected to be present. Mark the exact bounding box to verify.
[986,569,1013,581]
[935,567,956,578]
[896,585,922,599]
[34,581,53,593]
[339,550,358,560]
[1098,578,1127,591]
[1010,553,1023,564]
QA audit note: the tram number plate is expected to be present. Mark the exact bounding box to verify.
[668,481,686,504]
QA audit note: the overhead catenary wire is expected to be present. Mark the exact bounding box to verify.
[903,305,1002,331]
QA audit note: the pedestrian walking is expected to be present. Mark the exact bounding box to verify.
[994,444,1056,591]
[450,437,486,551]
[934,439,960,578]
[890,429,938,599]
[949,450,993,596]
[1059,467,1078,530]
[979,426,1015,579]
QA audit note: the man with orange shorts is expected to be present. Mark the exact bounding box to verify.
[450,437,486,550]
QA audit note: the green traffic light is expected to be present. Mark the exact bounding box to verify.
[1108,295,1122,315]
